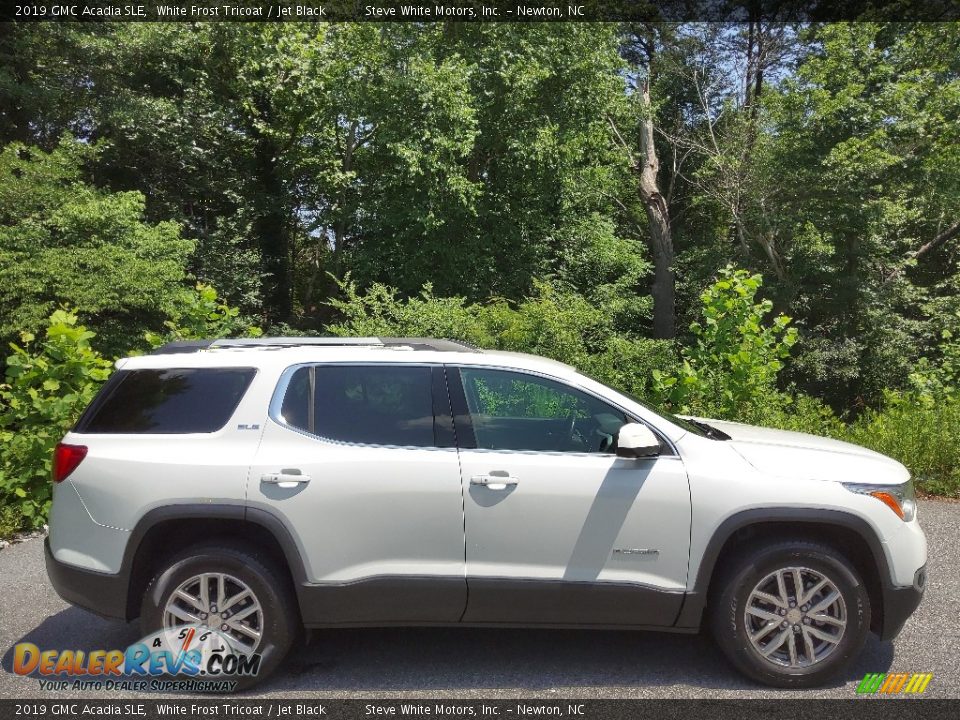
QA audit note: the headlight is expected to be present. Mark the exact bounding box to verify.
[843,479,916,522]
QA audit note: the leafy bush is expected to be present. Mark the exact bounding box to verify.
[144,283,263,349]
[0,505,22,540]
[652,266,797,421]
[326,275,675,398]
[0,310,113,528]
[844,393,960,498]
[906,313,960,401]
[0,138,195,356]
[748,392,846,438]
[326,277,491,346]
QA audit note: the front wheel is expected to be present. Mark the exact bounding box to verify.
[709,540,870,688]
[140,543,299,689]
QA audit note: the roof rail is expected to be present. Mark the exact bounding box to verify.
[150,336,481,355]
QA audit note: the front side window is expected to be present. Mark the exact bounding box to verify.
[279,365,437,447]
[458,368,629,453]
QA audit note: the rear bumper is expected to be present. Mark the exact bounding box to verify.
[877,565,926,641]
[45,538,129,620]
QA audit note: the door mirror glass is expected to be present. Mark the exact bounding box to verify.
[616,423,660,458]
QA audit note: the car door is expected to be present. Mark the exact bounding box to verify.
[247,362,466,625]
[450,365,692,626]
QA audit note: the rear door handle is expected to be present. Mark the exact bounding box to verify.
[470,474,518,491]
[261,470,311,489]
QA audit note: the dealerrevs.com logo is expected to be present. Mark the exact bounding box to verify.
[12,626,260,693]
[856,672,934,695]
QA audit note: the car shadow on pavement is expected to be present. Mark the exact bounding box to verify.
[3,610,895,695]
[261,626,896,695]
[1,607,142,675]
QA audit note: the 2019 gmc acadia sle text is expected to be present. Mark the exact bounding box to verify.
[45,337,926,688]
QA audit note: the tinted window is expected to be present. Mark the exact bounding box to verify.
[459,368,628,453]
[77,368,256,434]
[280,365,311,431]
[281,365,435,447]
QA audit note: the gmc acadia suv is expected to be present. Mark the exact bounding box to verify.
[45,337,927,688]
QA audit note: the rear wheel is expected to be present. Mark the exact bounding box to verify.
[140,543,298,689]
[709,540,870,688]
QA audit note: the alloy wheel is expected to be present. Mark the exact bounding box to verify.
[744,566,847,668]
[162,572,264,653]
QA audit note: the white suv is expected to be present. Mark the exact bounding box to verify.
[45,337,926,688]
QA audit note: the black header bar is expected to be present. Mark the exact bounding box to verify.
[3,0,959,23]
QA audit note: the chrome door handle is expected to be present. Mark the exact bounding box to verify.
[470,474,518,491]
[261,470,311,488]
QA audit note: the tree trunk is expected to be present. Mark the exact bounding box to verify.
[253,136,292,324]
[637,77,675,339]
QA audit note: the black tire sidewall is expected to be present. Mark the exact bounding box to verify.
[712,543,870,688]
[140,545,297,690]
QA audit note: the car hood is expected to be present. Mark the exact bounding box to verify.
[683,417,910,485]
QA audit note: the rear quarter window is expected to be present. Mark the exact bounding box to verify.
[75,368,256,434]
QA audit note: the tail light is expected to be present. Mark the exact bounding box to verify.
[53,443,87,483]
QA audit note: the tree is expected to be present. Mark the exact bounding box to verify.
[334,24,637,307]
[617,24,677,339]
[0,23,650,333]
[0,138,194,353]
[766,22,960,405]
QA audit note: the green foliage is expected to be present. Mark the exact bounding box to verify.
[747,392,845,438]
[144,283,263,350]
[763,22,960,405]
[0,137,195,354]
[0,310,113,527]
[326,275,675,398]
[906,314,960,400]
[326,276,492,346]
[0,504,23,540]
[652,267,797,419]
[845,393,960,498]
[1,23,960,499]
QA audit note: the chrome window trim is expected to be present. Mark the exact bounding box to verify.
[268,360,680,458]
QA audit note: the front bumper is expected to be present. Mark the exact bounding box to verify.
[877,565,926,641]
[45,538,129,620]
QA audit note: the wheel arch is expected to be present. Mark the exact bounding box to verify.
[676,508,889,634]
[121,504,307,621]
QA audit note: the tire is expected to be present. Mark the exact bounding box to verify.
[140,543,299,690]
[709,539,870,688]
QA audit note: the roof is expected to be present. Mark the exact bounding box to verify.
[124,336,575,376]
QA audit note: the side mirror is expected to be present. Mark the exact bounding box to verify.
[616,422,660,458]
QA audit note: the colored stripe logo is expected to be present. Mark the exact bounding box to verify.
[857,673,933,694]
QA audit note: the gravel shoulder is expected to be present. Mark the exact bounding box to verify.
[1,500,957,699]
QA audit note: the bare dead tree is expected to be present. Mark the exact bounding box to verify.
[616,26,677,339]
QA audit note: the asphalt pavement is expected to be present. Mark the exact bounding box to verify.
[1,500,957,699]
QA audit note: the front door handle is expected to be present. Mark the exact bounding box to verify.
[471,474,518,491]
[261,469,311,489]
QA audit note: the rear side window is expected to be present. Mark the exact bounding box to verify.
[76,368,256,434]
[279,365,439,447]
